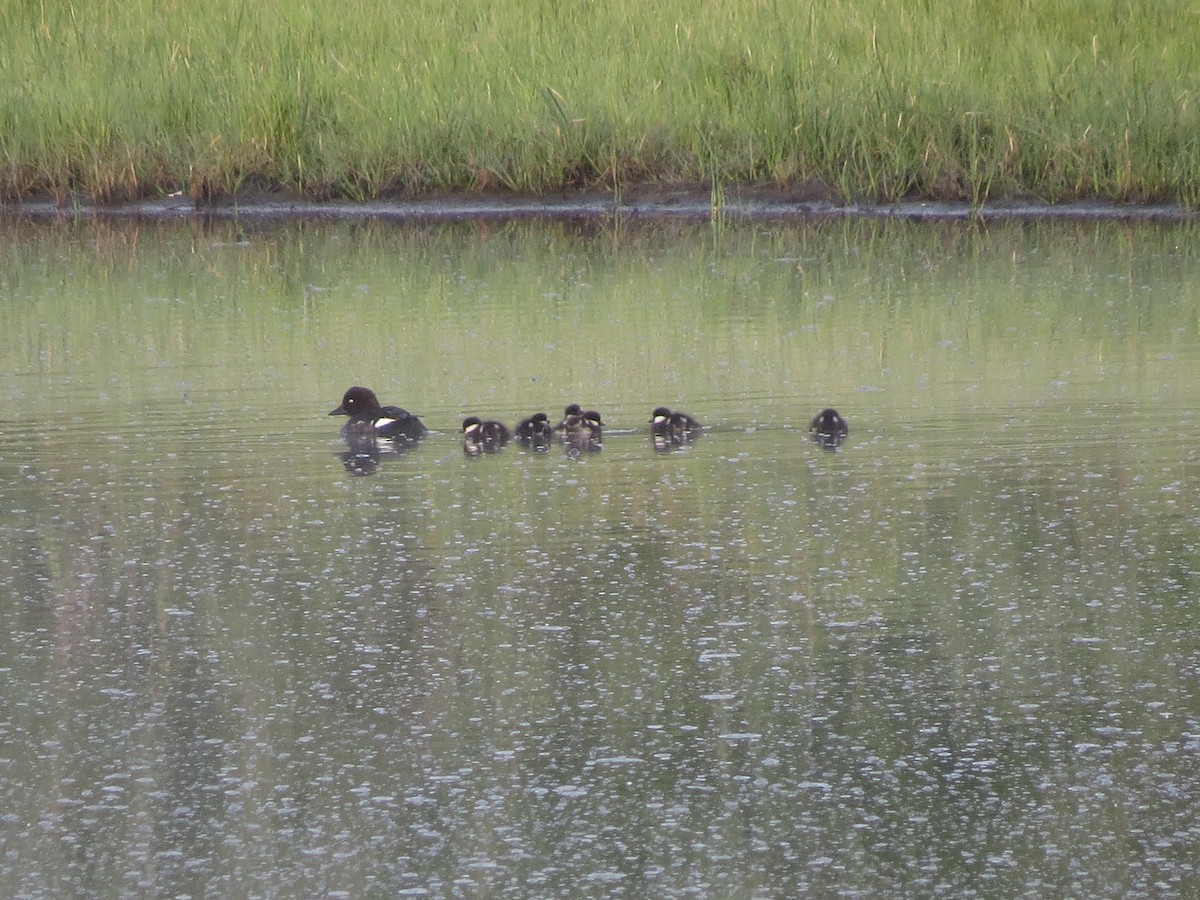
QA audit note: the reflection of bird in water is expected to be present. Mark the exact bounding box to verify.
[809,407,848,449]
[340,440,380,476]
[462,416,511,455]
[329,386,427,443]
[515,412,554,450]
[651,406,702,450]
[336,430,424,475]
[562,430,602,456]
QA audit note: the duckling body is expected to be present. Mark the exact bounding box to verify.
[555,403,603,453]
[581,410,605,437]
[809,407,848,448]
[556,404,603,437]
[651,406,701,449]
[329,386,427,442]
[516,412,554,449]
[554,403,584,433]
[462,416,511,455]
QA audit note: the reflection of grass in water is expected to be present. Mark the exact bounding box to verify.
[2,216,1197,428]
[2,0,1198,204]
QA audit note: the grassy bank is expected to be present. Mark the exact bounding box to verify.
[2,0,1198,206]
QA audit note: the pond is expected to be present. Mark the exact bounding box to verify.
[1,214,1199,897]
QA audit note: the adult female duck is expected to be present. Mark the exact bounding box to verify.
[329,386,427,442]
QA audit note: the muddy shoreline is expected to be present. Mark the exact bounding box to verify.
[5,184,1195,223]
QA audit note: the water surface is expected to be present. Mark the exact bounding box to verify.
[1,217,1199,897]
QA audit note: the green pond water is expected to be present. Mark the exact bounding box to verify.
[1,215,1199,897]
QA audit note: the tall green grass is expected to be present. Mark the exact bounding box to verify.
[1,0,1197,205]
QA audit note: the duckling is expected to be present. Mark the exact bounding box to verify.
[555,403,603,454]
[462,416,511,455]
[555,403,585,433]
[651,406,701,446]
[329,386,427,442]
[809,407,848,448]
[555,403,603,438]
[580,410,605,438]
[516,412,554,449]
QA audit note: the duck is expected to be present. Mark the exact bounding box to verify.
[515,412,554,447]
[555,403,585,432]
[555,403,603,453]
[651,406,701,446]
[581,410,605,434]
[555,403,603,438]
[462,416,511,454]
[329,386,428,442]
[809,407,848,447]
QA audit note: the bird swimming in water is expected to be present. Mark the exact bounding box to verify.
[809,407,848,448]
[516,412,554,449]
[462,416,511,455]
[555,403,603,453]
[650,406,701,450]
[329,386,427,442]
